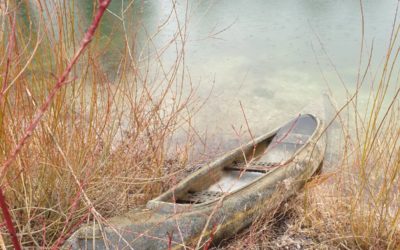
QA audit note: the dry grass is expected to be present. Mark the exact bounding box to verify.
[0,0,199,248]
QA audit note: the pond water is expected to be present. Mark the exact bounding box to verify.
[27,0,400,147]
[93,0,399,138]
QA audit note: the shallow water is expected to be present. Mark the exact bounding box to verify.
[95,0,399,138]
[110,0,397,145]
[29,0,400,148]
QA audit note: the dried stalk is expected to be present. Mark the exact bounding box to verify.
[0,1,112,249]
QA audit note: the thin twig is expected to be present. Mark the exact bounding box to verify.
[0,1,112,249]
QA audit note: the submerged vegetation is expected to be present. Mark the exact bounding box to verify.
[0,0,399,249]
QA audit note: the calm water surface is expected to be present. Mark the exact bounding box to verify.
[106,1,397,134]
[42,0,400,143]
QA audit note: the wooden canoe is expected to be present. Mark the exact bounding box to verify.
[64,113,326,249]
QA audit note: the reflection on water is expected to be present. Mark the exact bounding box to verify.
[26,0,400,143]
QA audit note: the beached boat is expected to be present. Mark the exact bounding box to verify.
[64,113,326,249]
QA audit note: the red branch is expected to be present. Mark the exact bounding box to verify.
[0,189,20,250]
[0,1,112,249]
[203,224,217,250]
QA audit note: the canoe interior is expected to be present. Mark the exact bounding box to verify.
[170,114,318,205]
